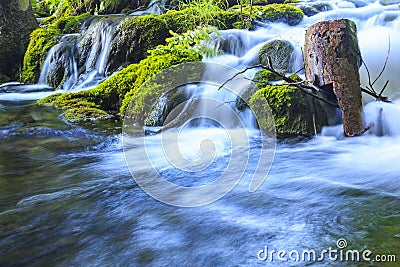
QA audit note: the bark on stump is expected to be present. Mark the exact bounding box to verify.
[304,19,364,136]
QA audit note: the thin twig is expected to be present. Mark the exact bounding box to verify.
[215,100,237,109]
[379,80,389,97]
[361,58,377,94]
[361,87,390,102]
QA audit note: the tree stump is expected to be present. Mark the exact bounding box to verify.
[304,19,364,137]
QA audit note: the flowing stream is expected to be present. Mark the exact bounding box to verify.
[1,0,400,265]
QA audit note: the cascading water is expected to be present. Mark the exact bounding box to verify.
[38,34,79,90]
[74,19,117,90]
[130,0,166,15]
[181,0,400,138]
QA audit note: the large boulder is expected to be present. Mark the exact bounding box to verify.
[249,84,335,138]
[0,0,38,83]
[258,39,295,73]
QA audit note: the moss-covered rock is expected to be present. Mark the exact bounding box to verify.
[236,69,281,111]
[254,69,282,88]
[34,0,61,17]
[229,3,304,26]
[52,12,92,33]
[34,0,154,18]
[250,85,309,138]
[21,28,61,83]
[107,9,239,74]
[0,0,38,83]
[98,0,152,14]
[40,47,201,122]
[258,39,295,73]
[250,83,333,138]
[106,15,170,73]
[254,0,284,5]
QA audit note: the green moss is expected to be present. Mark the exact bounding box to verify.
[21,28,61,83]
[229,3,303,26]
[53,13,92,33]
[250,85,313,138]
[40,47,201,122]
[254,69,282,88]
[288,73,302,82]
[37,93,63,105]
[164,8,240,32]
[55,0,97,17]
[63,107,110,122]
[34,0,61,17]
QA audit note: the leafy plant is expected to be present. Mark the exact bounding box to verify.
[152,26,220,57]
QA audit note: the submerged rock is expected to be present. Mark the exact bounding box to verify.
[0,0,38,83]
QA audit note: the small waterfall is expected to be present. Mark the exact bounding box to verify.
[130,0,166,16]
[74,19,117,89]
[38,35,79,90]
[183,29,303,130]
[38,17,121,91]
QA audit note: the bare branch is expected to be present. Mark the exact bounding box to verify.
[378,80,389,98]
[361,57,377,94]
[218,64,263,90]
[215,100,237,110]
[361,86,390,102]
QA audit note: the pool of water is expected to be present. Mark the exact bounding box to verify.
[0,101,398,266]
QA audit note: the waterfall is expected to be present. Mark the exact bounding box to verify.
[181,0,400,134]
[130,0,166,16]
[38,34,79,90]
[29,0,400,136]
[180,28,303,130]
[74,19,117,90]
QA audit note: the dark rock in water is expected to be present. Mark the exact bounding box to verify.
[101,0,152,14]
[144,88,187,127]
[107,15,170,74]
[0,0,38,83]
[258,39,295,73]
[296,1,334,17]
[44,42,78,88]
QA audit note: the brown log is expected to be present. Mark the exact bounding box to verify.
[304,19,364,137]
